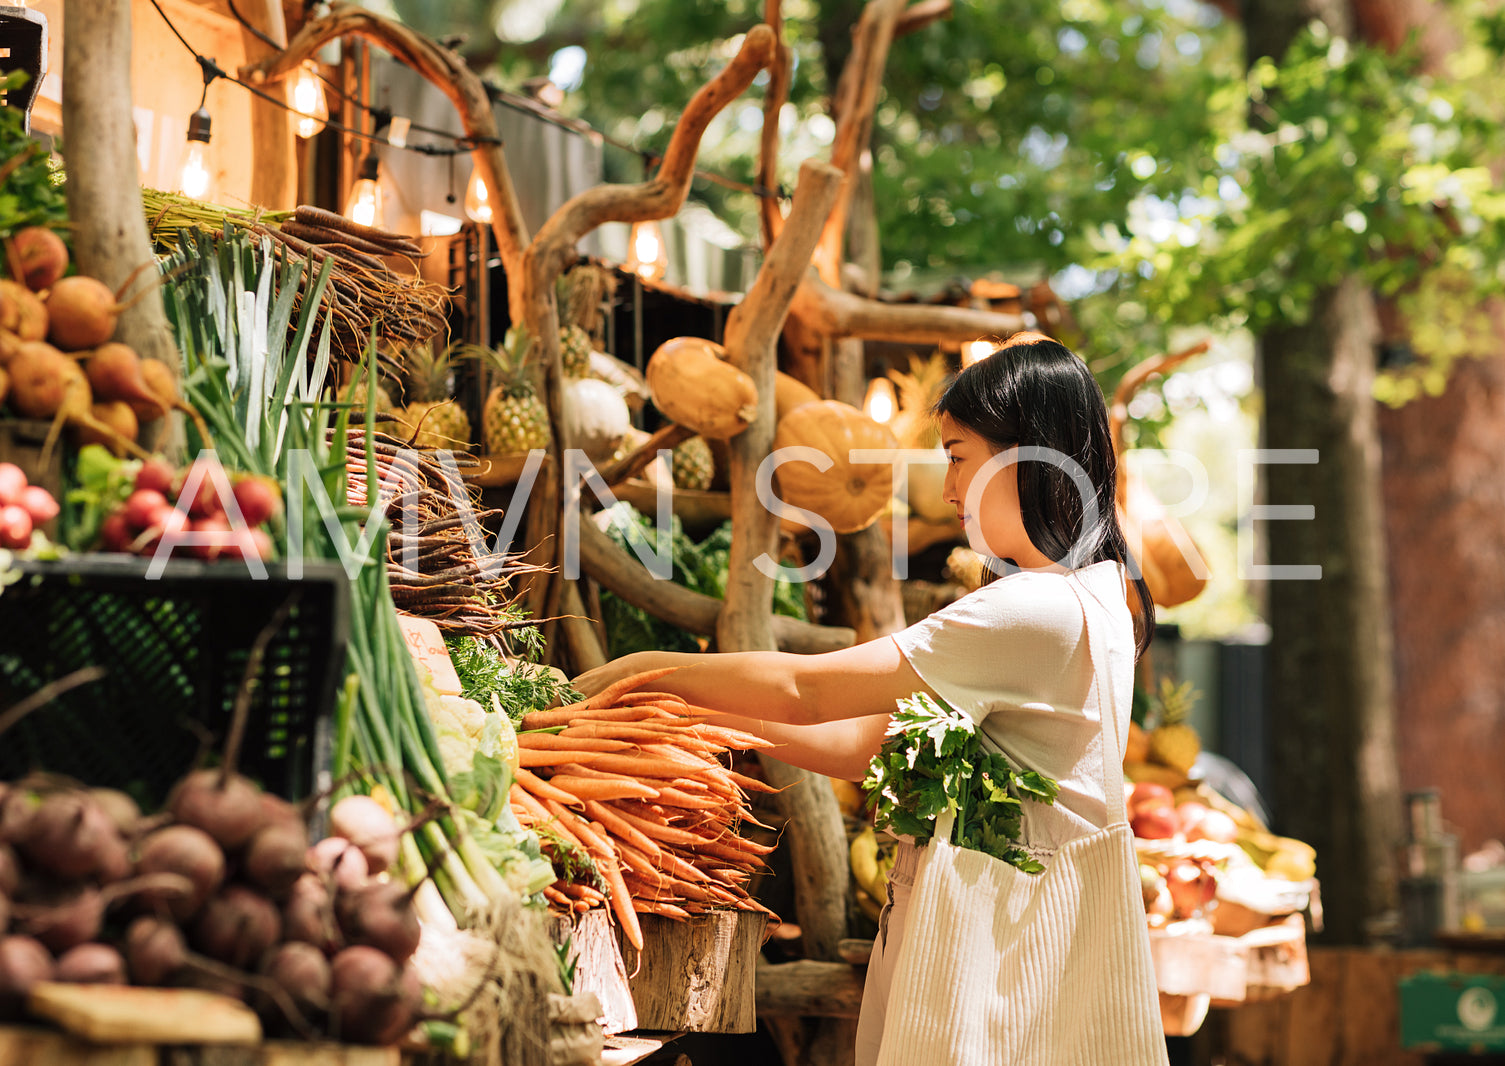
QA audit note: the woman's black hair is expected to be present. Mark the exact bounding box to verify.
[935,332,1155,657]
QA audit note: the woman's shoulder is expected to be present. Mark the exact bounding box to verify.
[923,561,1121,636]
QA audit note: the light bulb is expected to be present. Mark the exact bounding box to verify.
[963,339,996,366]
[464,167,492,224]
[290,61,328,140]
[178,107,214,201]
[626,220,667,281]
[864,377,896,424]
[344,179,383,228]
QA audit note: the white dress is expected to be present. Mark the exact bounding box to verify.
[854,560,1159,1065]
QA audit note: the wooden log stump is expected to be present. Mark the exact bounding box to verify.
[616,911,767,1033]
[755,958,866,1018]
[549,908,638,1036]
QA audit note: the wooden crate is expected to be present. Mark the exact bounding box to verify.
[1152,914,1312,1036]
[0,1027,400,1066]
[616,910,767,1034]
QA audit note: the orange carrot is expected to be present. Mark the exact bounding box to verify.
[543,885,573,909]
[651,786,726,810]
[608,806,712,849]
[550,774,661,802]
[619,690,688,707]
[518,748,611,769]
[686,723,774,749]
[582,800,660,856]
[516,734,636,753]
[585,666,683,710]
[601,851,645,949]
[515,766,587,808]
[520,704,664,730]
[634,899,691,920]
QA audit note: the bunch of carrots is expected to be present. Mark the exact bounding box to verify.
[507,669,779,951]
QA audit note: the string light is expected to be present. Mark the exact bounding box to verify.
[626,220,668,281]
[963,339,995,366]
[290,60,328,139]
[344,151,384,227]
[864,377,896,424]
[463,167,492,224]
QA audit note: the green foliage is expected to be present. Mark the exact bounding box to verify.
[0,72,69,239]
[445,629,581,725]
[598,502,805,657]
[862,692,1058,874]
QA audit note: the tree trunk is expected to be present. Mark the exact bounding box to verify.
[1259,277,1401,944]
[239,0,296,211]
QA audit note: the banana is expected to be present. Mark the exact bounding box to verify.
[850,826,881,898]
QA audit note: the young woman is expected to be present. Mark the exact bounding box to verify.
[573,333,1165,1064]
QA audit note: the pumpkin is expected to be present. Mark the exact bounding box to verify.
[561,377,632,463]
[772,400,898,535]
[646,336,758,440]
[775,371,820,420]
[1118,466,1208,608]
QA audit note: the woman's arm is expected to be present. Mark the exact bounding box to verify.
[708,710,891,782]
[572,638,934,727]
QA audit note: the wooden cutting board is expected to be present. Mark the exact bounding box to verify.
[25,983,262,1045]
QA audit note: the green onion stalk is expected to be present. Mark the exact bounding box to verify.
[160,228,553,924]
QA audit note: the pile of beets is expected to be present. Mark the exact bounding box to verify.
[0,765,424,1045]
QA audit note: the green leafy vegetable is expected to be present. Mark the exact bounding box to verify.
[0,72,69,239]
[863,692,1059,874]
[444,629,579,726]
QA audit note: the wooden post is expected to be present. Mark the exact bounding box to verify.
[61,0,180,396]
[238,0,296,210]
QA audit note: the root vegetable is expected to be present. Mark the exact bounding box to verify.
[12,227,69,292]
[133,824,225,920]
[16,885,103,952]
[193,885,282,969]
[0,464,23,506]
[134,359,177,421]
[0,935,53,1018]
[0,895,8,936]
[6,342,86,419]
[19,485,59,525]
[99,511,131,552]
[86,342,163,412]
[231,475,281,528]
[283,872,342,954]
[308,837,369,893]
[334,880,421,964]
[124,915,187,985]
[0,788,36,844]
[0,843,18,896]
[75,400,139,457]
[329,946,420,1046]
[134,457,176,496]
[55,942,126,985]
[88,788,141,837]
[328,796,400,876]
[16,792,124,881]
[0,505,31,550]
[122,488,169,532]
[0,280,47,342]
[44,276,120,351]
[243,820,311,897]
[167,768,266,851]
[261,940,331,1017]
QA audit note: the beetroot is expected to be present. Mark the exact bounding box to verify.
[329,946,420,1046]
[0,280,47,342]
[0,788,36,845]
[133,824,224,920]
[308,837,369,893]
[15,885,104,952]
[334,880,421,964]
[55,942,127,985]
[124,915,187,986]
[243,820,310,898]
[0,935,53,1019]
[193,885,281,969]
[167,768,266,852]
[329,796,400,876]
[16,792,125,881]
[261,941,331,1023]
[87,788,142,837]
[282,873,342,955]
[0,844,16,898]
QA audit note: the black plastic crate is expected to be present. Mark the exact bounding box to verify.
[0,556,350,808]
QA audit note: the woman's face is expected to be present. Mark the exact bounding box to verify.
[940,415,1053,570]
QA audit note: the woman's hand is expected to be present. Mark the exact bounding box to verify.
[571,651,678,698]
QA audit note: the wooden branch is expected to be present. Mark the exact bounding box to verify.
[576,518,854,654]
[720,159,844,656]
[759,1,793,249]
[755,959,865,1018]
[895,0,954,37]
[1109,340,1212,457]
[600,422,694,488]
[62,0,182,448]
[522,24,776,624]
[239,0,294,210]
[239,3,530,322]
[559,578,607,673]
[817,0,906,284]
[792,274,1024,345]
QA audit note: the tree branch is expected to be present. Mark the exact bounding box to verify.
[759,0,793,249]
[239,3,530,322]
[895,0,954,37]
[791,273,1024,345]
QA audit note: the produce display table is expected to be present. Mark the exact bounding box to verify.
[0,1026,399,1066]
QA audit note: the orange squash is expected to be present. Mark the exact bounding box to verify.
[646,336,758,440]
[772,400,897,535]
[774,371,820,420]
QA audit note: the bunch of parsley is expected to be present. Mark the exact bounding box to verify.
[862,693,1060,874]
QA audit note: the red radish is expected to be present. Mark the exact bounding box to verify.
[283,872,343,954]
[0,505,30,549]
[231,475,281,528]
[16,792,125,881]
[133,824,225,920]
[0,280,47,342]
[124,915,188,986]
[44,275,123,351]
[1187,809,1237,844]
[1130,806,1179,841]
[134,457,176,496]
[243,820,311,897]
[1129,781,1174,815]
[177,457,231,518]
[18,485,58,525]
[0,936,53,1018]
[329,946,420,1045]
[167,768,266,851]
[329,796,400,877]
[335,880,421,964]
[193,885,282,969]
[123,489,169,532]
[0,464,24,506]
[308,837,369,893]
[188,515,231,561]
[99,510,131,552]
[222,527,272,563]
[55,942,126,985]
[12,227,69,293]
[74,400,139,457]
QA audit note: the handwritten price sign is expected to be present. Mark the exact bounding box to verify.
[397,614,463,696]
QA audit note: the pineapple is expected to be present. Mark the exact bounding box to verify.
[559,324,593,380]
[1147,678,1202,775]
[671,435,714,491]
[398,344,472,451]
[483,327,553,455]
[887,351,954,449]
[338,376,396,415]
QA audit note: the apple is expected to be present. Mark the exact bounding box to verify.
[1131,806,1179,840]
[1165,861,1216,918]
[1129,781,1174,815]
[1175,801,1210,837]
[1187,809,1238,844]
